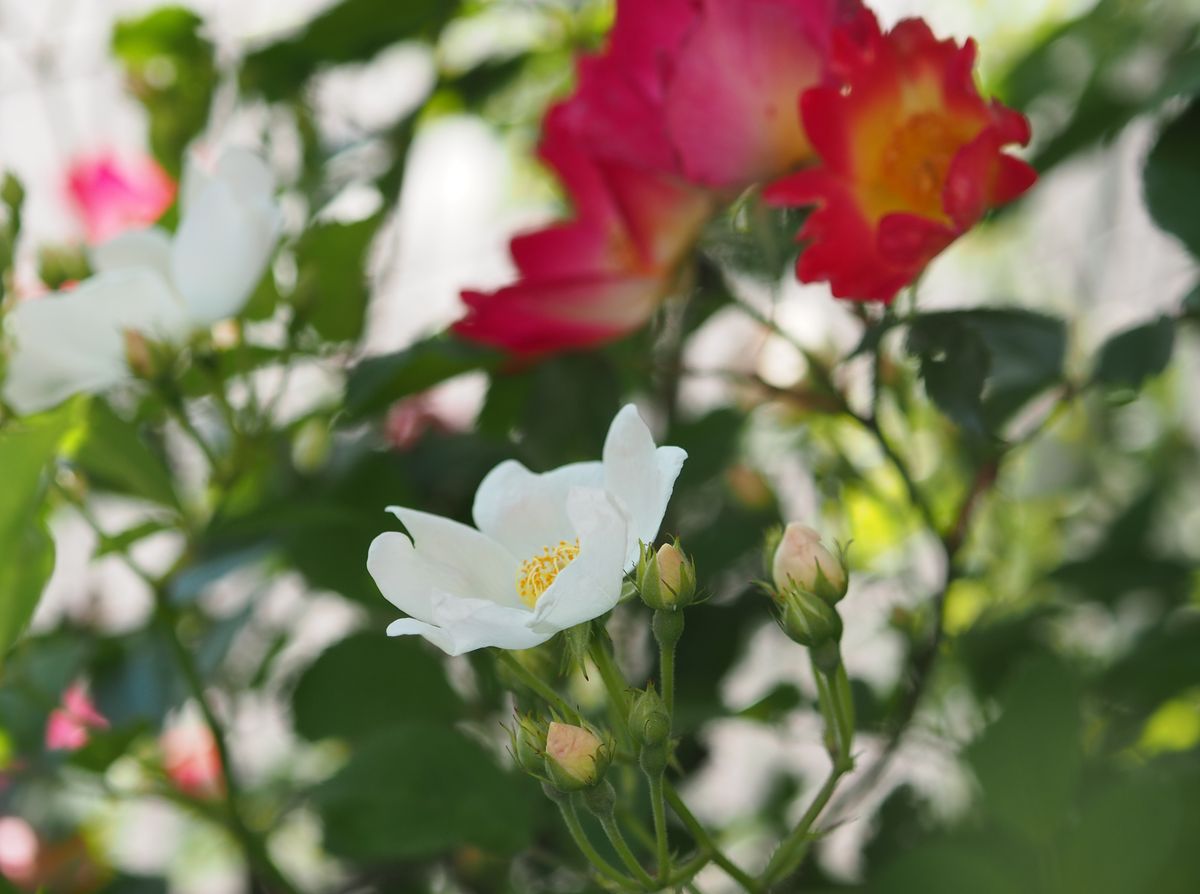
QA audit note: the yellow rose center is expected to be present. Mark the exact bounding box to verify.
[879,111,972,219]
[517,539,580,608]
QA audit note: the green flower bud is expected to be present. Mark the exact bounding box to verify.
[629,685,671,749]
[37,244,89,290]
[544,721,613,792]
[636,540,697,610]
[776,585,843,652]
[507,714,548,780]
[772,523,848,605]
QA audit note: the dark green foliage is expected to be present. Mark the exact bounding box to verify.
[293,633,463,743]
[241,0,461,101]
[1144,101,1200,259]
[906,309,1066,436]
[312,721,539,861]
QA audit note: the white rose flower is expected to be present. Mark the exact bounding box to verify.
[2,148,280,415]
[367,404,687,655]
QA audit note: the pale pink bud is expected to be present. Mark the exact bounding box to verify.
[545,722,605,787]
[772,523,846,601]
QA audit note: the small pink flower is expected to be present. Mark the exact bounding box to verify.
[45,684,109,752]
[161,723,224,799]
[66,152,175,244]
[0,817,39,889]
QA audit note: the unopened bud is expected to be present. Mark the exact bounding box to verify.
[508,714,548,779]
[123,330,156,379]
[38,244,89,290]
[629,685,671,749]
[772,523,847,604]
[776,586,843,654]
[544,721,612,792]
[636,540,697,610]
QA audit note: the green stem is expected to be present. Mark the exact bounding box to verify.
[590,640,632,743]
[555,797,640,890]
[759,766,846,888]
[151,586,299,894]
[648,772,671,883]
[599,812,659,890]
[664,782,762,894]
[496,651,579,722]
[660,639,677,720]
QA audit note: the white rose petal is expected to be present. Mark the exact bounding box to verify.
[2,268,187,415]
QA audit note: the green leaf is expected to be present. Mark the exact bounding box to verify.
[872,835,1036,894]
[1059,772,1183,894]
[293,633,463,743]
[1093,315,1176,392]
[906,309,1067,436]
[295,215,384,343]
[344,335,501,420]
[967,656,1083,842]
[241,0,461,101]
[0,523,55,664]
[73,401,179,509]
[0,404,80,658]
[313,721,538,861]
[1145,101,1200,258]
[112,8,217,177]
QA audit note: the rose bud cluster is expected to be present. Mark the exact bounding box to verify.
[509,715,615,795]
[766,523,850,668]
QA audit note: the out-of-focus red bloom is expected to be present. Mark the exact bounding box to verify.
[161,723,225,800]
[45,683,109,752]
[66,152,175,244]
[664,0,870,188]
[452,0,882,354]
[453,109,712,354]
[765,14,1037,302]
[0,818,106,894]
[453,0,712,354]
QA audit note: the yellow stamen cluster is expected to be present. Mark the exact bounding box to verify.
[517,539,580,608]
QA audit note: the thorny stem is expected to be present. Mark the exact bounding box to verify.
[648,771,671,883]
[555,796,641,891]
[496,650,580,722]
[759,766,847,888]
[664,782,763,894]
[599,813,660,890]
[590,639,633,744]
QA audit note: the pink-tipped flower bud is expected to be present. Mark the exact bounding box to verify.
[772,523,848,604]
[636,540,697,610]
[544,721,611,791]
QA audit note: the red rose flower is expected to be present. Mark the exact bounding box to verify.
[765,14,1037,302]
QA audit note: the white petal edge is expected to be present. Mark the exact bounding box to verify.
[171,176,278,326]
[387,592,548,656]
[472,458,604,558]
[2,269,186,415]
[528,486,628,635]
[368,509,520,626]
[602,403,687,567]
[90,228,173,280]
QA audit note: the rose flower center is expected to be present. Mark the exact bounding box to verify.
[879,112,967,218]
[517,540,581,608]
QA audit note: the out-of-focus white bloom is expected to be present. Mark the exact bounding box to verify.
[2,148,280,415]
[367,405,686,655]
